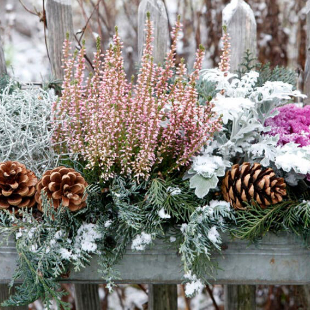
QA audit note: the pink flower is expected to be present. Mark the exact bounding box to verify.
[52,16,221,181]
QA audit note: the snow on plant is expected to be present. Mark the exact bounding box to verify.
[0,81,60,177]
[185,149,230,198]
[74,223,102,253]
[158,208,171,219]
[53,15,221,181]
[131,232,153,251]
[179,200,234,296]
[184,272,204,297]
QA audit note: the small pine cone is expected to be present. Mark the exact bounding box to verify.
[221,162,287,210]
[35,167,88,212]
[0,161,37,210]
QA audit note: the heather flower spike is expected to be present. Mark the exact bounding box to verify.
[219,25,231,75]
[53,16,221,181]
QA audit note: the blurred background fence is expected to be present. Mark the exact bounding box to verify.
[0,0,308,80]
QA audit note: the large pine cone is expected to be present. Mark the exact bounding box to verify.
[0,161,37,210]
[221,162,287,210]
[35,167,88,212]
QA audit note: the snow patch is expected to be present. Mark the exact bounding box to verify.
[131,232,153,251]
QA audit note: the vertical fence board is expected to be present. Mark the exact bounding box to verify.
[46,0,74,79]
[222,0,257,72]
[0,285,28,310]
[75,284,100,310]
[304,0,310,104]
[224,285,256,310]
[148,284,177,310]
[138,0,169,64]
[0,34,7,75]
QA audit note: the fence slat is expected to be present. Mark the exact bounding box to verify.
[138,0,169,64]
[46,0,74,79]
[224,285,256,310]
[0,34,7,75]
[75,284,100,310]
[148,284,177,310]
[222,0,257,72]
[304,0,310,104]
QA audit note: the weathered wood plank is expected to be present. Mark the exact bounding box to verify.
[138,0,169,64]
[304,0,310,104]
[224,285,256,310]
[148,284,177,310]
[0,34,7,75]
[75,284,100,310]
[0,284,28,310]
[222,0,257,72]
[2,233,310,284]
[46,0,74,79]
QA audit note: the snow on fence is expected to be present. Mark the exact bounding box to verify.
[0,0,309,309]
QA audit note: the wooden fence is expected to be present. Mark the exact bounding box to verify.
[0,0,309,309]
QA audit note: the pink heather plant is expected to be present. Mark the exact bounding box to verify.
[265,104,310,147]
[52,15,221,181]
[218,26,231,75]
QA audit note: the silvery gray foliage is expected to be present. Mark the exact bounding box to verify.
[0,81,60,177]
[184,142,231,199]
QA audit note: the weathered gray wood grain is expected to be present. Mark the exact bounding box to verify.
[304,0,310,104]
[2,232,310,285]
[224,285,256,310]
[222,0,257,72]
[75,284,100,310]
[46,0,74,80]
[0,33,7,75]
[148,284,177,310]
[138,0,169,64]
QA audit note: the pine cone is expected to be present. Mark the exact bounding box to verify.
[221,162,287,210]
[35,167,88,212]
[0,161,37,210]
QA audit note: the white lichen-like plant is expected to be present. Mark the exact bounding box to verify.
[0,81,60,177]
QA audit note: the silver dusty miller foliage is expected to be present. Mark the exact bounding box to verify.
[0,81,60,177]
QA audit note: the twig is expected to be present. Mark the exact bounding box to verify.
[90,0,110,33]
[122,0,138,35]
[137,284,148,295]
[76,0,100,43]
[19,0,37,15]
[206,285,219,310]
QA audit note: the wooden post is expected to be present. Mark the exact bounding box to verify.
[0,34,7,75]
[222,0,257,72]
[74,284,101,310]
[148,284,178,310]
[0,285,28,310]
[138,0,169,64]
[304,0,310,104]
[224,285,256,310]
[46,0,74,80]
